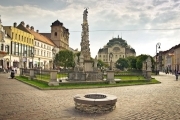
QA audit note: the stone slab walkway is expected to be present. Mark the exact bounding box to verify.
[0,72,180,120]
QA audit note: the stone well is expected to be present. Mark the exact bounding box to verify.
[74,93,117,113]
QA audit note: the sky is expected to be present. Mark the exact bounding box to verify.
[0,0,180,58]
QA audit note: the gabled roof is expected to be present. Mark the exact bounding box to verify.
[17,23,55,46]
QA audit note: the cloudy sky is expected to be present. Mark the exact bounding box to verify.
[1,0,180,58]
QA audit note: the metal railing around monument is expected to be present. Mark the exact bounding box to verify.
[57,69,73,81]
[34,69,51,81]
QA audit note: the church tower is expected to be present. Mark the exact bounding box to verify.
[50,20,69,50]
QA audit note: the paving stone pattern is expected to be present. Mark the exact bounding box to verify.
[0,73,180,120]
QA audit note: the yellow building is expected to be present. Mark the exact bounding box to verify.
[4,22,34,68]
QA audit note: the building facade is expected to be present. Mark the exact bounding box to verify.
[0,19,10,70]
[98,36,136,68]
[17,21,56,69]
[4,22,34,69]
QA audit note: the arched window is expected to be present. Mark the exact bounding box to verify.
[54,32,57,36]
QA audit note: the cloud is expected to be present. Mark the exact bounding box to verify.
[0,0,180,57]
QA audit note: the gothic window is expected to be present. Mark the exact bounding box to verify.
[54,32,57,37]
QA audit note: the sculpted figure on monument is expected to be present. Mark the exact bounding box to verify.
[83,8,88,22]
[74,55,79,67]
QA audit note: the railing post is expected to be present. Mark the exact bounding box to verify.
[48,70,59,86]
[29,69,34,80]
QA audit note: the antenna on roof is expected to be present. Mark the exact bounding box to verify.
[121,32,122,39]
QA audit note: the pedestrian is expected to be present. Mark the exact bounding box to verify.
[175,71,178,81]
[10,69,15,79]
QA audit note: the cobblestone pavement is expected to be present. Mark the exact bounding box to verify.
[0,73,180,120]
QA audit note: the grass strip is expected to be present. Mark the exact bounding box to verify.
[15,76,161,90]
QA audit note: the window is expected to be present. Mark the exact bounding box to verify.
[19,35,20,40]
[5,45,9,53]
[1,44,4,51]
[54,32,57,36]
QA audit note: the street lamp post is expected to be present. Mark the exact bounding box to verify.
[109,52,113,70]
[52,47,56,69]
[31,53,34,68]
[156,42,161,75]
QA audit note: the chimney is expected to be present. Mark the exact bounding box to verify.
[30,26,34,31]
[26,24,29,29]
[36,30,39,33]
[20,21,25,26]
[13,22,17,27]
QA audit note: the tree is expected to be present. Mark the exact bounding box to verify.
[127,56,137,69]
[54,50,74,69]
[136,54,154,70]
[97,59,109,70]
[116,58,129,70]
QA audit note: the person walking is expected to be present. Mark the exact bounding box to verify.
[175,70,178,81]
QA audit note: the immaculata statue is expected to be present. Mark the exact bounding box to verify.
[83,8,88,22]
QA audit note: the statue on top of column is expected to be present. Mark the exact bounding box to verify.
[83,8,88,22]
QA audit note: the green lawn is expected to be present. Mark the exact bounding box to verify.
[15,76,161,90]
[115,75,145,80]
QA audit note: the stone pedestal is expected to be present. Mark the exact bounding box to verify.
[69,72,86,81]
[29,69,34,80]
[143,70,146,78]
[146,71,151,80]
[106,70,116,84]
[48,70,59,86]
[84,60,93,72]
